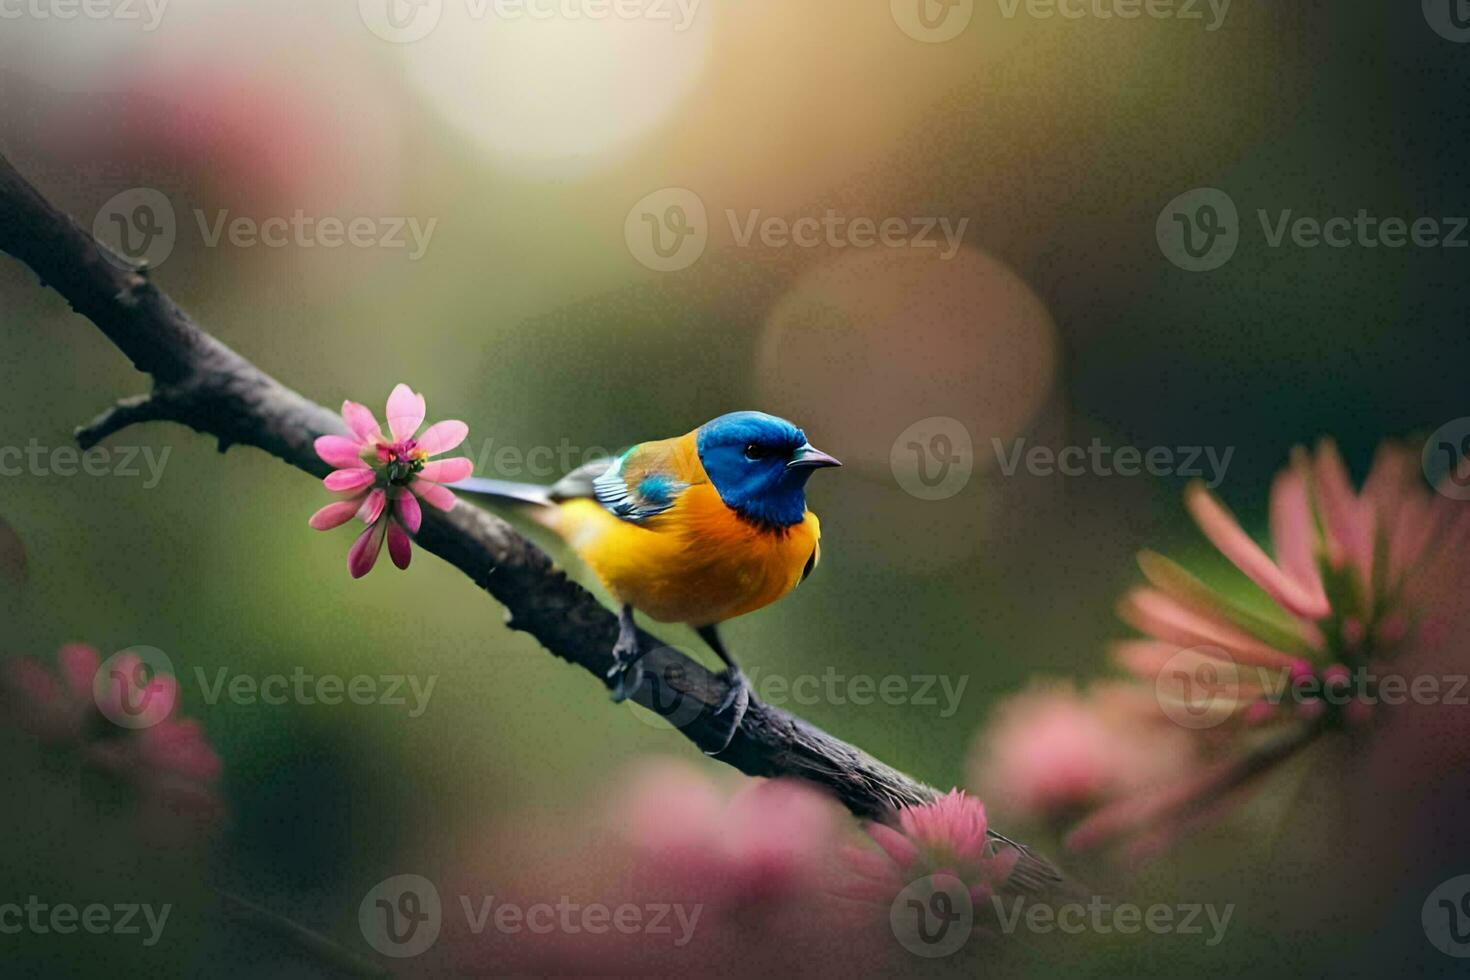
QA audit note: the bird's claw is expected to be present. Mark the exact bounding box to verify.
[701,668,749,756]
[607,634,645,703]
[607,657,644,703]
[609,663,644,703]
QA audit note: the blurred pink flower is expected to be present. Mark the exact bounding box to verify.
[1115,440,1469,727]
[1068,439,1470,857]
[842,790,1018,907]
[613,758,848,908]
[310,383,470,578]
[440,759,900,976]
[968,681,1194,827]
[1,645,225,845]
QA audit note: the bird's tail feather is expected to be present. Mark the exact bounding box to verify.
[448,477,553,507]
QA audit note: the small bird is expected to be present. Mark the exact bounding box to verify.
[452,411,841,752]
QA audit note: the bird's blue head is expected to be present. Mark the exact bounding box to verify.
[695,411,841,528]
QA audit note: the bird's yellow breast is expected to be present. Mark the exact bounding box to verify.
[549,484,821,627]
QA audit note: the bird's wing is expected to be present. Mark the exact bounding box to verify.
[546,457,616,500]
[584,440,691,523]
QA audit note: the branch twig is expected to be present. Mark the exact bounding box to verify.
[0,151,1063,893]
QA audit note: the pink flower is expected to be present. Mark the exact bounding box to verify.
[1067,439,1470,857]
[968,681,1195,827]
[309,383,471,578]
[437,759,897,976]
[842,790,1018,906]
[613,758,847,907]
[1,645,225,844]
[1116,440,1469,727]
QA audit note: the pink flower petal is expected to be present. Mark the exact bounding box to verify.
[1137,550,1317,655]
[324,468,376,492]
[140,719,222,780]
[357,488,388,525]
[395,491,423,533]
[1268,462,1325,606]
[387,522,412,570]
[979,845,1021,889]
[417,420,469,457]
[1311,439,1374,588]
[58,644,102,698]
[830,878,899,905]
[341,400,383,443]
[1185,483,1331,620]
[1118,588,1299,668]
[418,457,472,484]
[309,498,364,530]
[1111,639,1191,681]
[866,822,919,869]
[348,523,385,578]
[1388,495,1436,590]
[412,479,457,512]
[386,383,426,443]
[314,435,367,469]
[841,844,900,882]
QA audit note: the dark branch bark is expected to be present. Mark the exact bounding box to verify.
[0,151,1063,893]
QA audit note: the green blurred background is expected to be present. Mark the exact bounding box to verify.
[1,1,1467,975]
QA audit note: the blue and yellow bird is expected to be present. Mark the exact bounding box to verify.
[453,411,841,750]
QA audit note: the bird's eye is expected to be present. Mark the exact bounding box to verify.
[743,443,769,460]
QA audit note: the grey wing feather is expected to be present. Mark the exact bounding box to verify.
[548,457,615,501]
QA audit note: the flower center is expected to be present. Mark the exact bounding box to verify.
[378,440,427,486]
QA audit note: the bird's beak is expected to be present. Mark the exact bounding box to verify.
[787,443,843,471]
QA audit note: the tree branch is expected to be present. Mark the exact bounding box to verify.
[0,151,1063,893]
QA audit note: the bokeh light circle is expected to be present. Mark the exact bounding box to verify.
[755,246,1057,478]
[399,4,713,175]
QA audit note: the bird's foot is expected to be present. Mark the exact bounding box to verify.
[606,634,645,704]
[700,668,749,756]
